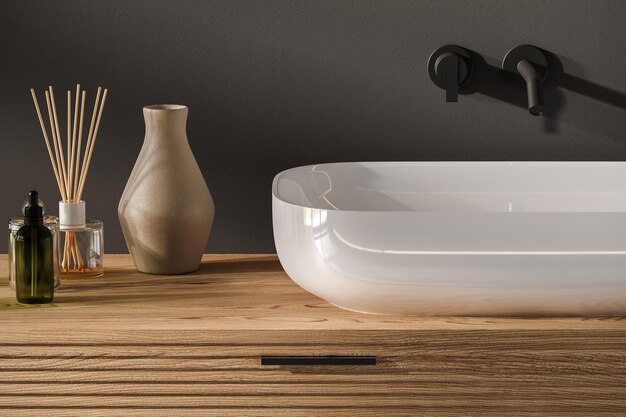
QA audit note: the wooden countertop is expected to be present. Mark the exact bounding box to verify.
[2,254,624,335]
[1,254,625,416]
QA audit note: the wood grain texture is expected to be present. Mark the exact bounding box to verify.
[0,254,625,416]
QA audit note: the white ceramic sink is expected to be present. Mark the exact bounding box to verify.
[272,162,626,315]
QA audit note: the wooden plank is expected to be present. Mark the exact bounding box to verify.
[5,369,625,385]
[1,358,623,376]
[6,410,622,417]
[1,394,625,409]
[2,382,626,396]
[3,336,626,355]
[1,329,625,346]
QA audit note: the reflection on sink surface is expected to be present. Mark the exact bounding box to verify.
[272,162,626,315]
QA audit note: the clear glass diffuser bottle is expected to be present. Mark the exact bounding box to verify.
[8,196,60,292]
[59,201,104,278]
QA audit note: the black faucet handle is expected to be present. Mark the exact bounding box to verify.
[428,45,472,103]
[436,52,466,102]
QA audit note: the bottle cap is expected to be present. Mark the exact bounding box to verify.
[59,201,86,230]
[24,191,43,224]
[22,195,45,216]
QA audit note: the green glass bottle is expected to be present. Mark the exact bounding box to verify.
[15,191,55,304]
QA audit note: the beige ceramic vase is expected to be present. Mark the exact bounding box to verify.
[118,105,214,274]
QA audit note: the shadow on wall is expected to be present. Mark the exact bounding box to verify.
[460,48,626,138]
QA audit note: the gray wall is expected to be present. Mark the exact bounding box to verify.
[1,0,625,253]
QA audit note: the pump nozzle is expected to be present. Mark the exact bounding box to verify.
[29,190,38,206]
[24,190,43,224]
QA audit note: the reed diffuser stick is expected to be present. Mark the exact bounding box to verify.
[78,89,107,200]
[67,90,71,191]
[44,91,68,202]
[77,87,101,200]
[30,89,64,197]
[74,91,86,201]
[69,85,80,201]
[48,86,69,195]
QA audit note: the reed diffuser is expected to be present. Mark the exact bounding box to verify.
[30,85,108,278]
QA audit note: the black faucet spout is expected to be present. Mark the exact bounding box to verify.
[502,45,549,116]
[517,60,544,116]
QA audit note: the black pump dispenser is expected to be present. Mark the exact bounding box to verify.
[24,190,43,224]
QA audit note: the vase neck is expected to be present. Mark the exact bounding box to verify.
[143,105,188,143]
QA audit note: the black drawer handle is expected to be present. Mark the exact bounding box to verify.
[261,356,376,366]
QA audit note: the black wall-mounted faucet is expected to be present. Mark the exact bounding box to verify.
[427,45,472,102]
[502,45,548,116]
